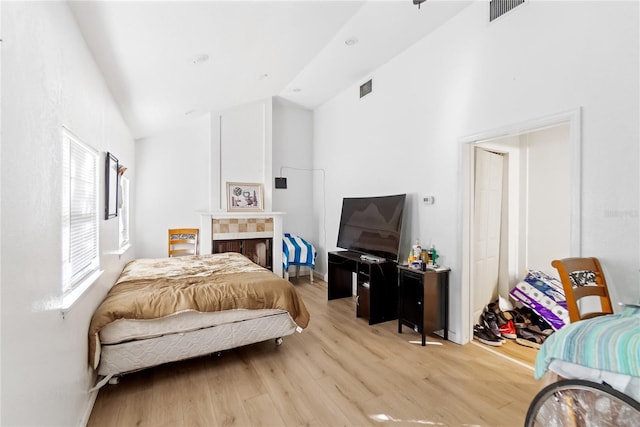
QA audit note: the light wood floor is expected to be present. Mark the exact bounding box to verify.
[88,278,543,426]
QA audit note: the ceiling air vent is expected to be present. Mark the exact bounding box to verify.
[490,0,524,22]
[360,79,372,98]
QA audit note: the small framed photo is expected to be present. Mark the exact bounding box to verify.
[226,182,264,212]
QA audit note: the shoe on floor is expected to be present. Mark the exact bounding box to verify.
[499,319,517,339]
[515,337,541,350]
[488,301,512,324]
[515,326,543,349]
[482,311,504,341]
[526,324,554,337]
[474,324,503,347]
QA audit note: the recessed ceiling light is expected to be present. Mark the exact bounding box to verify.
[345,37,358,46]
[192,54,209,65]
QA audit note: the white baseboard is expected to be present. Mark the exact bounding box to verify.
[80,385,99,426]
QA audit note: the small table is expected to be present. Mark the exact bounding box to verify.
[397,265,450,346]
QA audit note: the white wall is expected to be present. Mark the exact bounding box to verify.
[524,124,571,274]
[136,97,316,263]
[135,115,211,259]
[313,1,639,343]
[272,97,316,243]
[0,2,135,425]
[215,99,274,212]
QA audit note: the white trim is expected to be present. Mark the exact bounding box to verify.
[459,108,582,344]
[112,243,131,256]
[212,231,274,240]
[470,341,534,372]
[81,384,100,427]
[61,269,103,317]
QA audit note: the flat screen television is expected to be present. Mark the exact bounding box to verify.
[336,194,406,262]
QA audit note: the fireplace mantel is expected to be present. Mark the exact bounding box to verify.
[199,211,285,277]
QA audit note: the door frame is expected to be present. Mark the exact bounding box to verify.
[458,108,582,344]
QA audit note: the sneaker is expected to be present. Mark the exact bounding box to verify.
[488,301,509,325]
[474,324,503,347]
[526,324,553,337]
[482,311,504,340]
[499,319,517,339]
[515,326,543,349]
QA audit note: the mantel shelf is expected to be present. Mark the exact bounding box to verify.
[197,211,285,218]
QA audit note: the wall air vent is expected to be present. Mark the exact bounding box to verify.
[360,79,372,98]
[490,0,525,22]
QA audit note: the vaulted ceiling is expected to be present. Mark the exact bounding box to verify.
[69,0,472,139]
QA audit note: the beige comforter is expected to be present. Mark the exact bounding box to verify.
[89,252,310,369]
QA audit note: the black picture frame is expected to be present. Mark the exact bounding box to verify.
[105,152,119,219]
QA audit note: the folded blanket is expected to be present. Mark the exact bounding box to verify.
[535,306,640,380]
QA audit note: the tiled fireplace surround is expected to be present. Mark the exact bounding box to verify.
[199,212,285,277]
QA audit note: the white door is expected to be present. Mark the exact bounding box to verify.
[472,148,504,321]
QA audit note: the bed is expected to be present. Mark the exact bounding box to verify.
[534,304,640,402]
[89,252,310,386]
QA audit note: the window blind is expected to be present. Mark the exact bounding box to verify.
[62,129,99,293]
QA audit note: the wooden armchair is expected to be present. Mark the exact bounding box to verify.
[551,257,613,323]
[168,228,199,257]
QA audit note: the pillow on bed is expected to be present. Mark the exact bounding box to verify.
[568,270,597,287]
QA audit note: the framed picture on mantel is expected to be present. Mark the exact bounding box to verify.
[226,182,264,212]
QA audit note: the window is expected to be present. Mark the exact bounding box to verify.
[118,175,130,249]
[62,128,100,296]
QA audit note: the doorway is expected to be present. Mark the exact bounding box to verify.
[460,109,582,346]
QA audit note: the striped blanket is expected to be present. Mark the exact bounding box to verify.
[535,305,640,380]
[282,233,317,271]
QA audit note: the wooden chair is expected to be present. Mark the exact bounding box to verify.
[551,257,613,323]
[168,228,199,257]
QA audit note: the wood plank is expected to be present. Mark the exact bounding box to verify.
[88,278,542,426]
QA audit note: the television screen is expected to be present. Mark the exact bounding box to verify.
[336,194,406,262]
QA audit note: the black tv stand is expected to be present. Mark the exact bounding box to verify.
[328,251,398,324]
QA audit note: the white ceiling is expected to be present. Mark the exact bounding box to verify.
[69,0,472,139]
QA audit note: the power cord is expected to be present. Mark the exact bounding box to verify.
[279,166,327,254]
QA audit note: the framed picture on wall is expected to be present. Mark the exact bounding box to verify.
[105,152,119,219]
[226,182,264,212]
